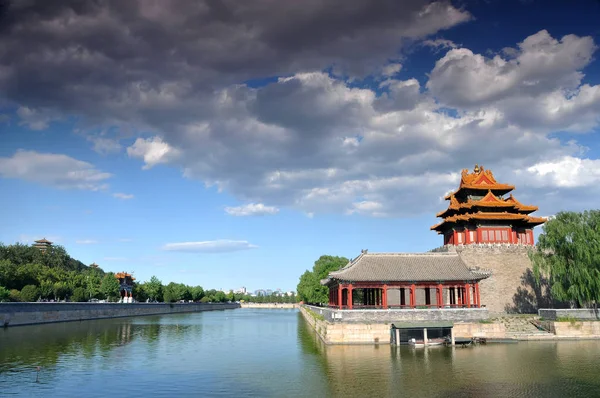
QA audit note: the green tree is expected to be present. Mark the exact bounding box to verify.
[190,285,204,302]
[145,276,163,302]
[0,286,9,301]
[531,210,600,308]
[20,284,39,302]
[296,255,348,305]
[53,281,70,301]
[101,273,121,301]
[71,287,87,302]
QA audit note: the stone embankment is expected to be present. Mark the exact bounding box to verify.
[1,302,240,327]
[240,303,298,309]
[300,305,502,345]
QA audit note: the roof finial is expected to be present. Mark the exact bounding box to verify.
[474,164,480,173]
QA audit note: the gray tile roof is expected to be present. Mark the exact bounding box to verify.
[324,252,491,284]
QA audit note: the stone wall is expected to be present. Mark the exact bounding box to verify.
[542,320,600,338]
[301,305,503,344]
[453,322,506,338]
[441,244,541,314]
[308,305,489,323]
[300,305,390,344]
[539,308,600,321]
[0,302,240,327]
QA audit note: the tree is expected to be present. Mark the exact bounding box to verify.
[71,287,87,302]
[20,284,39,302]
[531,210,600,308]
[145,276,163,302]
[101,273,121,301]
[190,285,204,302]
[0,286,9,301]
[297,255,348,305]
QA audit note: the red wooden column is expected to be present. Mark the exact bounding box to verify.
[465,283,471,308]
[472,284,477,307]
[383,284,388,309]
[437,284,444,308]
[348,284,353,310]
[338,285,343,309]
[457,285,462,307]
[410,284,416,308]
[475,283,481,308]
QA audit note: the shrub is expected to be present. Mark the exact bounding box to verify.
[20,285,39,302]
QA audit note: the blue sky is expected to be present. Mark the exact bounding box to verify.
[1,0,600,292]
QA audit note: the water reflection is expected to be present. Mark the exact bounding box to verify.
[2,310,600,397]
[297,314,600,397]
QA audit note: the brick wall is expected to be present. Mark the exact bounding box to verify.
[439,244,538,314]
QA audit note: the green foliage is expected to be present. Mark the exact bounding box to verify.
[556,316,579,323]
[71,287,87,302]
[296,255,348,305]
[9,289,21,302]
[0,286,9,301]
[101,273,121,301]
[144,276,163,301]
[20,284,39,302]
[531,210,600,308]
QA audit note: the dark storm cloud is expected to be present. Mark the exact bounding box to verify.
[0,0,470,121]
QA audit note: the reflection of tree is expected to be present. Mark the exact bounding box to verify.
[505,269,569,313]
[0,318,166,374]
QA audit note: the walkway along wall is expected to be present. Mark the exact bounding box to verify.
[1,302,240,327]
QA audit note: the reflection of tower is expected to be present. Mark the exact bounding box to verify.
[32,238,53,253]
[115,272,135,303]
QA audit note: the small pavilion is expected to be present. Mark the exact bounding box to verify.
[115,272,135,303]
[322,251,491,309]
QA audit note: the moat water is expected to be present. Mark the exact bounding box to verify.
[1,309,600,397]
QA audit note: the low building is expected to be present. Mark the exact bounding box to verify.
[322,251,491,310]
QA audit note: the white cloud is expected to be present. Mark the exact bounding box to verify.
[118,238,134,242]
[16,107,60,130]
[523,156,600,188]
[381,63,403,77]
[427,30,597,107]
[76,239,98,244]
[127,137,181,169]
[113,193,134,200]
[162,240,258,253]
[422,38,458,51]
[0,150,111,191]
[88,136,122,155]
[224,203,279,216]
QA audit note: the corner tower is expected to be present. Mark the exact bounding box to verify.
[431,165,546,246]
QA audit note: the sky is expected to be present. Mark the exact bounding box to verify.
[1,0,600,292]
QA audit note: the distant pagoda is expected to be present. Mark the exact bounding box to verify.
[32,238,53,252]
[431,165,546,246]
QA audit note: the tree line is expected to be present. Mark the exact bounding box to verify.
[0,243,295,303]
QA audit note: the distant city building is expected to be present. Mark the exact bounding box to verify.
[234,287,247,294]
[32,238,53,253]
